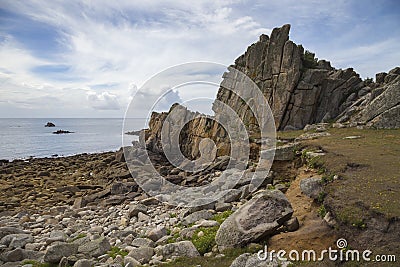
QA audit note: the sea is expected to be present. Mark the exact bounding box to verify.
[0,118,147,160]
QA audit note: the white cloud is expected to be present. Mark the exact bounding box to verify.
[0,0,399,117]
[1,0,268,117]
[87,91,121,110]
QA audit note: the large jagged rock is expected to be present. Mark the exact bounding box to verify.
[337,69,400,128]
[215,190,293,250]
[144,103,227,160]
[143,24,399,160]
[217,24,364,131]
[44,242,78,263]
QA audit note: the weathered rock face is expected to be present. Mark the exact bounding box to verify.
[336,68,400,128]
[143,24,399,159]
[143,104,229,160]
[215,190,293,250]
[218,24,365,130]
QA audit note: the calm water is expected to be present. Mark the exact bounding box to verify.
[0,118,146,160]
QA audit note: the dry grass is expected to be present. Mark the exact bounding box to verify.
[302,128,400,220]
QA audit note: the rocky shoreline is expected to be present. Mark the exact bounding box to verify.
[0,125,317,267]
[1,123,399,266]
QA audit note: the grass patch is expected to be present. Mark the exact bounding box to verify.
[191,226,219,255]
[167,232,180,244]
[317,205,327,218]
[69,233,86,242]
[108,246,128,259]
[335,206,366,229]
[212,210,233,225]
[307,156,324,170]
[317,192,327,203]
[303,128,400,219]
[277,129,304,140]
[321,173,335,184]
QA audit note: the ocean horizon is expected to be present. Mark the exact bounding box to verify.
[0,118,146,160]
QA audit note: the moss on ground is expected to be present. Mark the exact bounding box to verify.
[108,246,128,258]
[191,226,219,255]
[212,210,234,224]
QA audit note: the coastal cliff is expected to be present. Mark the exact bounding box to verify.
[144,24,400,159]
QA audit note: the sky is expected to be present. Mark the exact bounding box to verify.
[0,0,399,118]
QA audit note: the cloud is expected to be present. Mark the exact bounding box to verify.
[87,91,120,110]
[0,0,399,117]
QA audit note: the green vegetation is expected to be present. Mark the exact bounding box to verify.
[212,210,233,224]
[277,129,304,140]
[303,128,400,220]
[185,210,235,255]
[317,205,327,218]
[335,206,366,229]
[307,156,324,170]
[321,173,335,184]
[302,50,318,69]
[69,233,86,242]
[364,77,373,85]
[317,192,327,203]
[167,232,181,244]
[108,246,128,259]
[191,226,219,255]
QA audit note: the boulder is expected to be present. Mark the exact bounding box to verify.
[127,247,154,264]
[218,189,242,203]
[128,204,148,218]
[124,256,141,267]
[44,242,78,263]
[155,241,200,259]
[142,25,398,164]
[131,238,155,248]
[230,252,292,267]
[215,190,293,250]
[273,143,296,161]
[183,210,213,226]
[0,234,33,248]
[0,248,43,262]
[146,226,167,242]
[299,177,323,200]
[77,237,111,257]
[110,182,130,195]
[0,227,26,240]
[73,259,92,267]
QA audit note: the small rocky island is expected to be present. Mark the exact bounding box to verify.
[44,122,55,127]
[52,129,74,134]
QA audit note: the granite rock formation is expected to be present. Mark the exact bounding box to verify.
[143,24,399,160]
[336,67,400,128]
